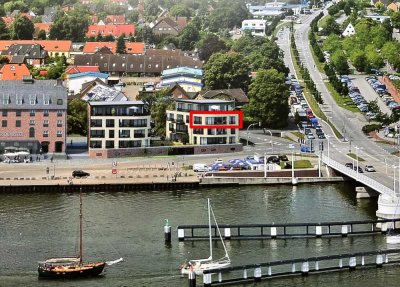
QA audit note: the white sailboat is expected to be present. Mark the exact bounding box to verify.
[181,198,231,275]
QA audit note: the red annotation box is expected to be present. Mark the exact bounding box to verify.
[189,111,244,129]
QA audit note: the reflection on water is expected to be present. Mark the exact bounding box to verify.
[0,183,398,286]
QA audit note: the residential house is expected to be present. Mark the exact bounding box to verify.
[66,72,109,96]
[87,101,151,158]
[166,99,240,145]
[83,42,117,54]
[0,44,47,67]
[43,6,58,23]
[388,2,400,12]
[80,79,128,102]
[247,3,285,17]
[86,24,135,38]
[151,16,187,36]
[74,49,202,76]
[65,65,100,75]
[0,40,72,58]
[169,84,198,100]
[241,19,267,36]
[196,89,249,109]
[160,67,203,92]
[34,23,52,38]
[0,79,67,154]
[370,0,392,7]
[342,23,356,37]
[126,42,145,54]
[0,64,31,80]
[106,15,126,24]
[364,15,391,23]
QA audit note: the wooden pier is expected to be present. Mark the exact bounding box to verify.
[177,219,400,241]
[200,248,400,286]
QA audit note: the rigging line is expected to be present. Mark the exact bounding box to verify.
[210,203,230,260]
[88,218,124,258]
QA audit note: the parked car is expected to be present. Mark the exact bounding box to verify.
[214,159,224,164]
[279,155,289,161]
[345,163,353,168]
[318,134,326,139]
[353,166,363,173]
[267,156,280,164]
[365,165,376,172]
[72,170,90,178]
[307,133,315,139]
[193,163,209,172]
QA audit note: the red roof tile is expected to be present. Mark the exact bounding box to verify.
[65,65,100,74]
[0,40,71,52]
[86,24,135,38]
[83,42,117,54]
[0,64,31,80]
[125,42,145,54]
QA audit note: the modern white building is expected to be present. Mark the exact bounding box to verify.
[88,101,151,158]
[166,99,240,145]
[160,67,203,92]
[67,72,109,95]
[241,19,268,36]
[342,23,356,37]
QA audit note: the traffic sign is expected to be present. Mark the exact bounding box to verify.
[112,168,117,174]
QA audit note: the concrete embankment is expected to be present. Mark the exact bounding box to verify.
[200,176,346,186]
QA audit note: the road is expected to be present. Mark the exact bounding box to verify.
[276,8,400,193]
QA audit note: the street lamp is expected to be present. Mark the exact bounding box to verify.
[355,146,361,179]
[326,135,331,159]
[264,152,267,178]
[246,123,259,146]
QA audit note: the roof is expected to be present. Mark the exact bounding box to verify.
[34,23,52,33]
[89,100,144,106]
[197,89,249,104]
[86,24,135,37]
[105,15,126,24]
[175,99,234,104]
[83,42,117,54]
[0,80,67,110]
[125,42,145,54]
[65,66,100,74]
[161,66,203,78]
[68,72,109,80]
[81,83,128,102]
[1,44,47,59]
[0,64,31,80]
[0,40,72,52]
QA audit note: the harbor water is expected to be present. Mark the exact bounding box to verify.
[0,183,399,286]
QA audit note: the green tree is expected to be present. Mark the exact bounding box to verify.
[49,7,89,42]
[178,23,200,51]
[208,0,250,32]
[203,52,251,92]
[382,41,400,71]
[197,34,228,62]
[67,99,88,136]
[392,11,400,30]
[350,50,368,72]
[322,16,341,36]
[169,4,192,18]
[150,93,174,137]
[95,32,103,42]
[37,29,47,40]
[116,34,126,54]
[0,18,10,40]
[135,25,155,44]
[103,35,115,42]
[331,51,350,75]
[11,15,34,40]
[245,69,289,128]
[322,34,342,53]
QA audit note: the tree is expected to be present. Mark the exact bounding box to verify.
[197,34,228,62]
[392,11,400,30]
[67,99,88,136]
[350,50,368,72]
[382,41,400,71]
[37,29,47,40]
[331,51,350,75]
[116,34,126,54]
[169,4,192,18]
[0,18,10,40]
[178,23,200,51]
[49,7,89,42]
[135,25,155,44]
[322,16,340,36]
[11,15,34,40]
[245,69,289,128]
[203,52,251,92]
[208,0,250,32]
[149,90,174,138]
[103,35,114,42]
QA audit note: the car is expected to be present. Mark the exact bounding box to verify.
[193,163,209,172]
[267,156,280,164]
[315,128,323,135]
[72,170,90,178]
[214,159,224,164]
[353,166,363,173]
[304,128,312,135]
[279,155,289,161]
[365,165,376,172]
[345,163,353,168]
[307,133,315,139]
[318,134,326,139]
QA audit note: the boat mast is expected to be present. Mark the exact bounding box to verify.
[208,198,212,260]
[79,188,83,264]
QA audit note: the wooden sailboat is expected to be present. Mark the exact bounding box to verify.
[38,190,106,278]
[181,198,231,275]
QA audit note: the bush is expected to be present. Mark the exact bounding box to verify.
[362,124,381,134]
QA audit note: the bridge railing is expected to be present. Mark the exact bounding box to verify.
[321,154,395,197]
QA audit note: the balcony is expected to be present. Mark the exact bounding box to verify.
[134,133,146,138]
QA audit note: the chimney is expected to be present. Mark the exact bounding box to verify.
[56,79,63,87]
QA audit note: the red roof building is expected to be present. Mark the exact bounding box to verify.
[106,15,126,24]
[65,65,100,75]
[0,63,31,80]
[125,42,145,54]
[86,24,135,38]
[34,23,52,38]
[83,42,117,54]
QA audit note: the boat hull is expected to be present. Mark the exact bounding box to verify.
[181,261,231,275]
[38,262,106,278]
[387,235,400,245]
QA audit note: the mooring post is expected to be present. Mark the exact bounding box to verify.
[341,225,348,237]
[164,219,171,244]
[268,266,272,276]
[203,273,212,287]
[254,266,262,282]
[315,261,319,271]
[376,254,383,267]
[291,263,296,273]
[178,228,185,241]
[339,258,343,268]
[349,257,356,270]
[381,222,388,234]
[316,225,322,238]
[188,270,196,287]
[218,272,222,282]
[243,269,247,279]
[361,256,365,266]
[271,226,277,239]
[224,228,231,240]
[301,261,309,276]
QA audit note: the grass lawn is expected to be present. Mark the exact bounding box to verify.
[291,131,304,139]
[347,153,365,161]
[295,160,313,168]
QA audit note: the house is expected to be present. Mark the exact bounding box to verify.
[74,49,203,76]
[86,24,135,38]
[388,2,400,12]
[80,80,128,102]
[370,0,392,7]
[0,40,72,58]
[342,23,356,37]
[196,89,249,109]
[65,65,100,75]
[87,101,151,158]
[169,84,198,100]
[0,63,31,80]
[83,42,117,54]
[34,23,52,38]
[241,19,267,36]
[247,3,285,17]
[364,15,391,23]
[125,42,145,54]
[0,78,67,154]
[66,72,109,96]
[151,16,187,36]
[106,15,126,24]
[160,67,203,92]
[166,99,240,145]
[0,44,47,67]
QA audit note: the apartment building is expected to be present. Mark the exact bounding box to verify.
[166,99,240,145]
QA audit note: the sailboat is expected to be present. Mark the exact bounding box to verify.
[180,198,231,275]
[38,190,106,278]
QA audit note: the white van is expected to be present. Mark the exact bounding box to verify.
[193,163,209,172]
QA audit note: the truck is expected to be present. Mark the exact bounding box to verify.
[310,117,319,128]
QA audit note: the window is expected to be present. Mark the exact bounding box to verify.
[43,120,49,127]
[231,128,236,134]
[16,95,23,105]
[106,119,114,127]
[57,120,62,127]
[109,130,114,138]
[43,110,49,116]
[30,110,35,116]
[43,95,50,105]
[2,120,7,127]
[57,110,62,116]
[29,95,36,105]
[2,95,9,105]
[43,131,49,137]
[57,131,62,137]
[106,140,114,148]
[16,120,21,127]
[29,120,35,125]
[194,116,202,124]
[29,127,35,138]
[16,110,21,117]
[57,99,63,105]
[229,116,236,125]
[2,110,7,116]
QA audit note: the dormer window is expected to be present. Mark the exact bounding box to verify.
[43,95,50,105]
[2,95,10,105]
[29,95,37,105]
[16,95,22,105]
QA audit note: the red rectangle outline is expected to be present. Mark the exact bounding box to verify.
[189,111,243,129]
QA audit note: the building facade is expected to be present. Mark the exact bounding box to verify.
[88,101,151,158]
[166,99,240,145]
[241,19,267,36]
[0,79,67,154]
[160,67,203,92]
